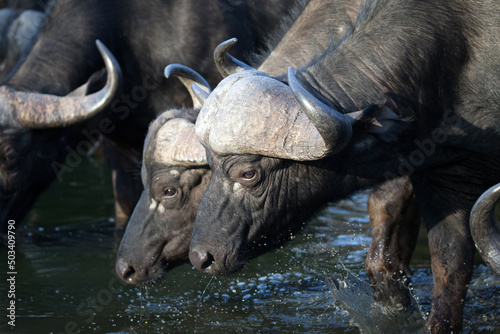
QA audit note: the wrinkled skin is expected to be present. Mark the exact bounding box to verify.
[190,154,316,273]
[190,151,372,275]
[190,0,500,332]
[116,166,211,284]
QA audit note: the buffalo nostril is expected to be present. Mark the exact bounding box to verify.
[189,249,215,271]
[202,252,215,270]
[115,258,137,284]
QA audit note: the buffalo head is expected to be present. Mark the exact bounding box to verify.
[0,40,121,231]
[188,39,405,275]
[115,64,211,284]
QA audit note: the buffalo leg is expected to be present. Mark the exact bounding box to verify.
[411,175,475,334]
[365,176,420,308]
[426,216,474,334]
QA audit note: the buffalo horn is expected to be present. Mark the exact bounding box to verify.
[1,39,121,129]
[164,64,211,109]
[146,114,207,167]
[287,67,353,155]
[214,38,253,78]
[171,121,207,165]
[470,183,500,276]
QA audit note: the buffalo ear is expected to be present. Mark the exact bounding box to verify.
[348,102,407,143]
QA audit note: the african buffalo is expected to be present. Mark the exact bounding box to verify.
[188,0,500,332]
[0,0,298,233]
[115,0,369,285]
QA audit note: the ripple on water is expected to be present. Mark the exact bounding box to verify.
[7,160,500,333]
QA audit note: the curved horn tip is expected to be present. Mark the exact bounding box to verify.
[95,40,112,63]
[95,39,105,51]
[164,63,180,79]
[163,64,211,107]
[221,38,238,48]
[214,38,253,78]
[164,64,210,91]
[94,39,122,85]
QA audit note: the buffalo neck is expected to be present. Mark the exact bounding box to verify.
[257,0,362,77]
[283,157,382,218]
[288,0,474,199]
[295,0,468,119]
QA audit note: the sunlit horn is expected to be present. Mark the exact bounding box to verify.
[287,67,352,155]
[165,64,211,109]
[172,123,207,165]
[214,38,253,78]
[191,84,210,107]
[2,40,121,129]
[470,183,500,276]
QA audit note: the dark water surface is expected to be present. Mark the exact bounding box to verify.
[1,154,499,333]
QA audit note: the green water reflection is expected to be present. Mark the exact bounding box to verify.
[0,153,499,333]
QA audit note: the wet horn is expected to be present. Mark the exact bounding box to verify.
[470,183,500,276]
[1,39,121,129]
[214,38,253,78]
[164,64,211,109]
[287,67,352,156]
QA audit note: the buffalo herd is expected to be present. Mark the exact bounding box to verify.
[1,0,499,333]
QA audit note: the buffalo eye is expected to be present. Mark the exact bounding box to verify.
[242,170,256,180]
[1,146,18,167]
[5,151,16,161]
[163,187,177,198]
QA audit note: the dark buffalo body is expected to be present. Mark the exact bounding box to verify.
[0,4,46,78]
[115,0,365,285]
[1,0,50,11]
[189,0,500,332]
[0,0,299,232]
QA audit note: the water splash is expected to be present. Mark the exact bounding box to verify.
[201,275,216,301]
[327,269,429,334]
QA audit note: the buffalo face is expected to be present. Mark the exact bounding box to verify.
[189,153,321,275]
[114,65,213,285]
[115,164,210,284]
